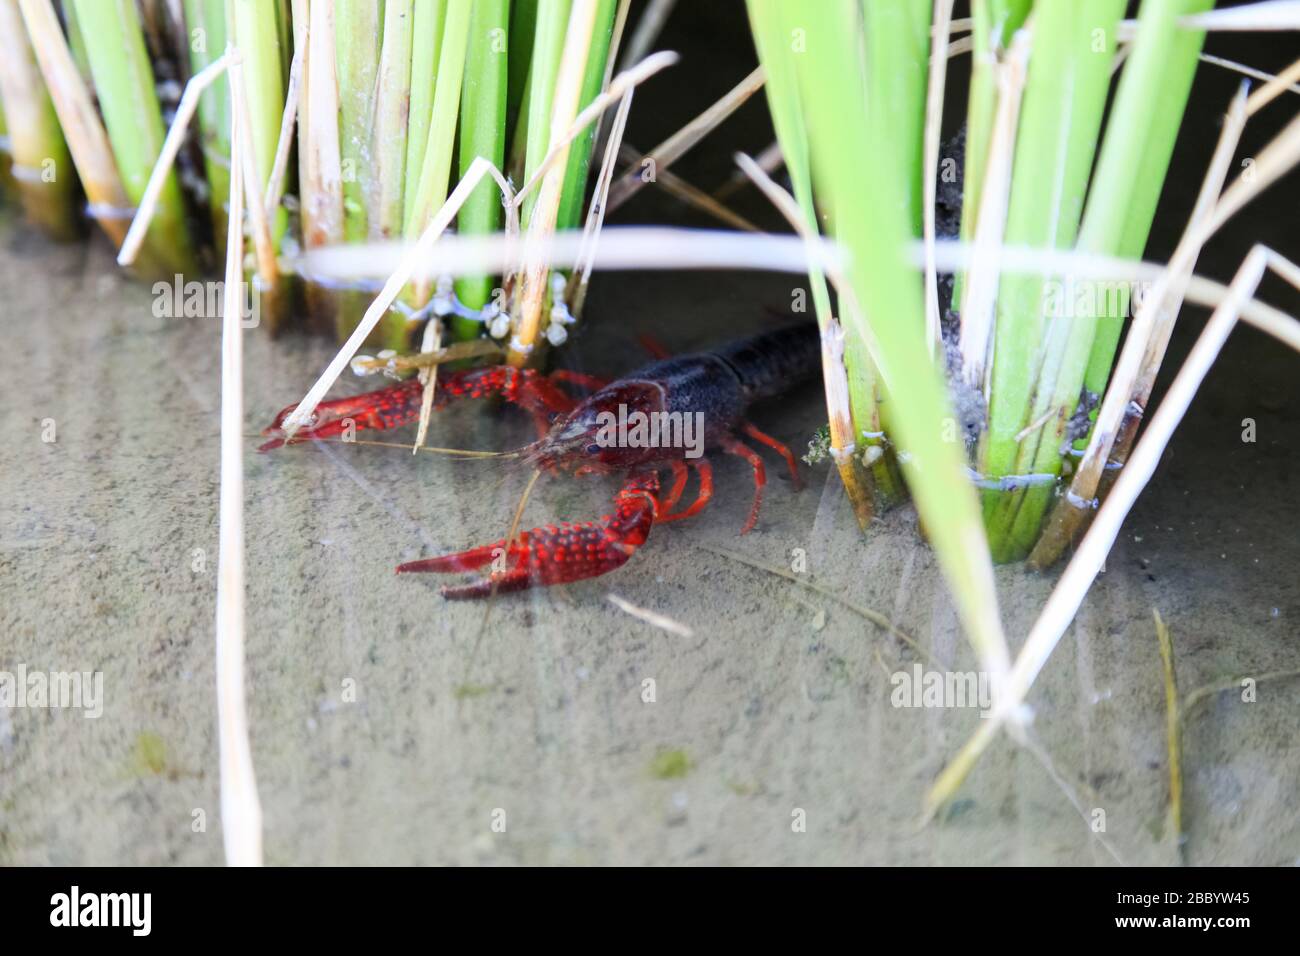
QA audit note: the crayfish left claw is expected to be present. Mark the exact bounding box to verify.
[397,472,662,599]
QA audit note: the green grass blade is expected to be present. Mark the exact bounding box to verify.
[1083,0,1213,395]
[788,0,1010,676]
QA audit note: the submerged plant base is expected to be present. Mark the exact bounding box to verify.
[12,177,81,242]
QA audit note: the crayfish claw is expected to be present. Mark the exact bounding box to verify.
[396,472,662,599]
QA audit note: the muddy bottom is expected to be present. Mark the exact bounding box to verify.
[1,220,1297,866]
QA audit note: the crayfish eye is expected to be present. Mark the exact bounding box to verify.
[585,443,600,456]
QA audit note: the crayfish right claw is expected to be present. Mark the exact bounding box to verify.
[396,472,662,599]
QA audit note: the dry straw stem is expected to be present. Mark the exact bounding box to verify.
[510,50,678,205]
[734,150,873,527]
[1153,609,1183,842]
[1245,53,1300,108]
[606,593,694,637]
[1031,81,1300,566]
[617,141,760,231]
[229,45,276,286]
[263,40,304,223]
[1201,51,1300,96]
[924,245,1300,820]
[698,543,931,663]
[509,0,601,367]
[713,138,782,202]
[922,0,956,355]
[1180,0,1300,30]
[572,87,634,314]
[604,64,765,214]
[16,0,131,244]
[298,0,343,249]
[118,52,233,266]
[296,230,1300,351]
[412,315,443,454]
[618,0,676,70]
[958,25,1031,392]
[215,54,262,867]
[295,227,838,283]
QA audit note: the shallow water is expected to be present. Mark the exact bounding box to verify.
[0,216,1296,865]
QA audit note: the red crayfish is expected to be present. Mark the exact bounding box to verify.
[260,323,819,598]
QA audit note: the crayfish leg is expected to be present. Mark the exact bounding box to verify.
[260,366,580,451]
[658,459,713,524]
[741,421,803,491]
[721,437,765,535]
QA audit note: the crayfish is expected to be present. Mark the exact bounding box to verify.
[260,323,820,598]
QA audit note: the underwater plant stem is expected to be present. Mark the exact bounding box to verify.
[951,0,1030,308]
[297,0,343,249]
[16,0,131,245]
[519,0,574,227]
[70,0,194,275]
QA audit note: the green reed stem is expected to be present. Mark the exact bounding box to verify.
[71,0,193,274]
[453,0,509,336]
[555,0,616,232]
[0,0,77,239]
[372,0,414,240]
[335,0,380,242]
[404,0,471,238]
[404,0,447,225]
[182,0,231,256]
[979,0,1125,562]
[951,0,1030,308]
[519,0,573,226]
[1082,0,1213,397]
